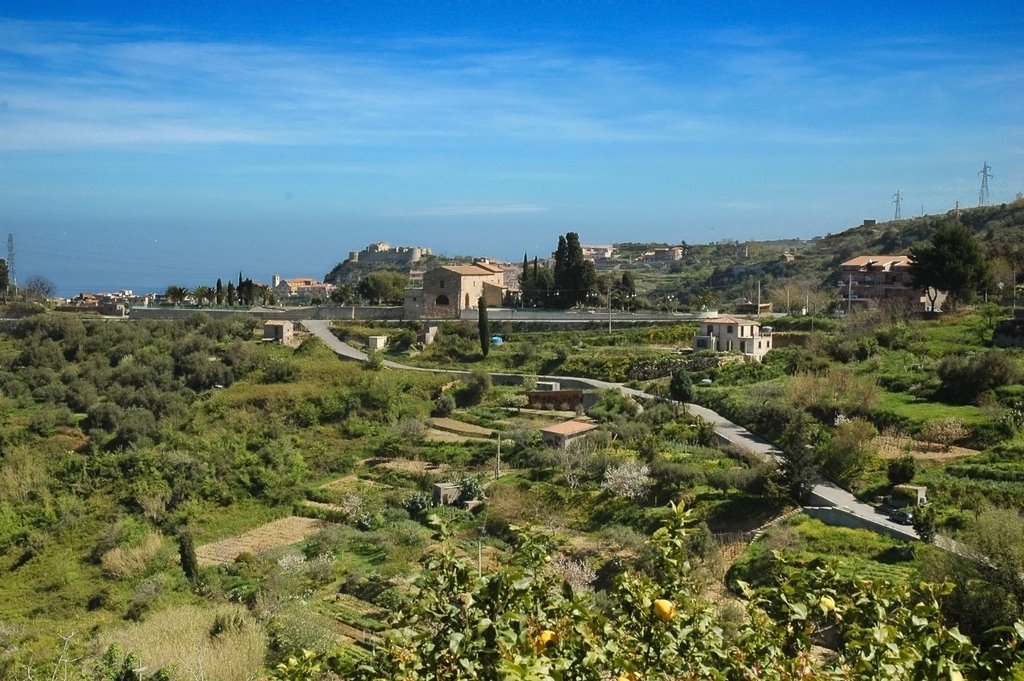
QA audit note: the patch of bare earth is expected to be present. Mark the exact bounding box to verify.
[196,516,327,566]
[429,417,495,437]
[320,474,382,494]
[372,458,449,476]
[425,428,489,443]
[876,435,978,462]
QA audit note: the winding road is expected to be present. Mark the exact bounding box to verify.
[302,320,918,541]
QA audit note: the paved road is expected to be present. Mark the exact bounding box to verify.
[303,319,919,542]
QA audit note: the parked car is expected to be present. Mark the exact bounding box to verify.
[889,509,914,525]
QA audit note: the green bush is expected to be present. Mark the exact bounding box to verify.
[887,455,916,486]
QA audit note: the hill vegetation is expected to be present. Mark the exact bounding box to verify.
[2,304,1024,678]
[7,200,1024,678]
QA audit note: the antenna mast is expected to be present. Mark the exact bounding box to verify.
[892,190,903,220]
[978,161,992,206]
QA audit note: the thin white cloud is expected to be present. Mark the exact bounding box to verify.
[383,203,550,217]
[0,18,1019,154]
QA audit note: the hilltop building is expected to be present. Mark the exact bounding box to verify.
[346,242,432,266]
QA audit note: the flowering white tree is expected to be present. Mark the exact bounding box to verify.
[601,459,652,500]
[555,438,598,489]
[549,553,597,594]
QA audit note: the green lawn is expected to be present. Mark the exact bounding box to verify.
[872,389,988,428]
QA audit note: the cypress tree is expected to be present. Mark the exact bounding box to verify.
[554,235,569,306]
[565,232,586,306]
[178,530,201,587]
[478,296,490,358]
[521,253,529,306]
[215,278,224,306]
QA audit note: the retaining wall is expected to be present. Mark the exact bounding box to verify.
[803,506,916,541]
[130,305,405,321]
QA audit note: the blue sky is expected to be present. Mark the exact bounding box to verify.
[2,1,1022,295]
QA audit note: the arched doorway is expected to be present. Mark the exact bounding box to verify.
[435,295,449,306]
[465,293,471,308]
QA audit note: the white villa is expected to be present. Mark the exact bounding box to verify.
[692,315,773,362]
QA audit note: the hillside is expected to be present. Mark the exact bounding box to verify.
[621,199,1024,310]
[318,199,1024,312]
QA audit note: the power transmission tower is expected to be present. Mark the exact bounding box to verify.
[978,161,992,206]
[6,234,15,290]
[892,190,902,220]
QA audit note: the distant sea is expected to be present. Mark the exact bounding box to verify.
[54,279,184,299]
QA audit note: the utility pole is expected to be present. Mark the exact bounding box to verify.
[847,274,853,313]
[756,280,761,313]
[892,190,902,220]
[978,161,992,206]
[608,293,612,335]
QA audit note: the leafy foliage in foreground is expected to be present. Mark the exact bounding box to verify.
[278,504,1024,680]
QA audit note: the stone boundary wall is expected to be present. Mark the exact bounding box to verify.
[803,506,915,541]
[130,305,405,321]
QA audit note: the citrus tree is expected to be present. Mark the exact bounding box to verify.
[276,504,1024,680]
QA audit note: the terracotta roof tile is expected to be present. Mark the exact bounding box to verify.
[540,420,598,436]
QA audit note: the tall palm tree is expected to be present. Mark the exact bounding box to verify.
[192,285,215,307]
[164,285,189,306]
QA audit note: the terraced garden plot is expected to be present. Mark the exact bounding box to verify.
[321,474,386,494]
[196,516,327,566]
[426,428,489,443]
[876,434,978,461]
[429,417,495,437]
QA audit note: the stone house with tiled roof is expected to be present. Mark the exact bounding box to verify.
[411,261,507,319]
[540,420,599,448]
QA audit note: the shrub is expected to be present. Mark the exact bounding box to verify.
[432,393,456,417]
[887,455,917,486]
[822,417,877,486]
[456,370,492,406]
[261,358,299,383]
[100,532,165,579]
[936,351,1019,404]
[669,368,695,403]
[921,417,970,451]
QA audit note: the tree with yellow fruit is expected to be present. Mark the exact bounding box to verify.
[281,504,1024,681]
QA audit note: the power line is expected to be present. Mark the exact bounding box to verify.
[979,161,993,206]
[892,190,902,220]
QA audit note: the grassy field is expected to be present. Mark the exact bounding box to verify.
[730,514,918,587]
